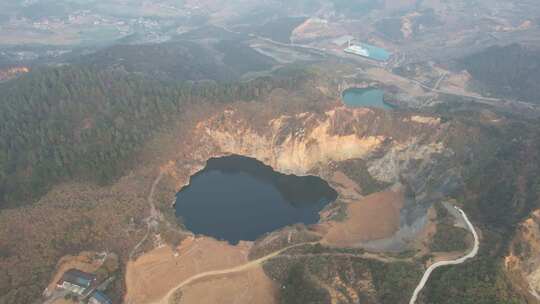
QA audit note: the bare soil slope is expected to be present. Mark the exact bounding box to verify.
[322,189,404,247]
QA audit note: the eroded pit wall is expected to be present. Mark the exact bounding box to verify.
[196,106,463,251]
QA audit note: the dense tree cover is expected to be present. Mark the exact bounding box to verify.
[177,25,246,41]
[425,257,523,304]
[78,42,235,82]
[215,40,276,75]
[251,16,308,43]
[368,261,422,304]
[423,112,540,303]
[462,44,540,103]
[280,263,330,304]
[430,202,468,252]
[375,18,404,41]
[266,254,422,304]
[78,39,277,82]
[0,65,306,208]
[330,0,382,17]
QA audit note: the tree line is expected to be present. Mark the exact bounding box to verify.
[0,65,307,208]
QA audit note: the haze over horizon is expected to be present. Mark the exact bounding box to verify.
[1,1,540,304]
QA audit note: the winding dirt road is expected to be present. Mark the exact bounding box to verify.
[132,152,479,304]
[129,172,164,260]
[408,207,480,304]
[153,242,318,304]
[152,242,405,304]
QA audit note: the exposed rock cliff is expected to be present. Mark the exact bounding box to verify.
[198,107,446,173]
[507,210,540,302]
[193,105,462,250]
[199,108,383,174]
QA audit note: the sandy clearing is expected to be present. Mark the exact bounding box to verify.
[438,71,476,96]
[50,299,75,304]
[125,237,251,304]
[174,266,277,304]
[365,68,428,97]
[154,241,319,304]
[322,188,404,246]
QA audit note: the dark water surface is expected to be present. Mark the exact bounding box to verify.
[175,155,337,244]
[342,87,392,109]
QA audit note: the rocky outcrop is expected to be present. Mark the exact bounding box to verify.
[507,210,540,302]
[198,107,386,174]
[0,66,29,82]
[194,105,461,251]
[198,106,448,174]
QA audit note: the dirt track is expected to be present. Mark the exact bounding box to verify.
[125,237,252,304]
[176,266,277,304]
[128,168,407,304]
[152,241,318,304]
[129,172,164,260]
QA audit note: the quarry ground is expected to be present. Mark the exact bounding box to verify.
[119,97,461,303]
[31,73,481,304]
[123,167,407,304]
[3,2,540,303]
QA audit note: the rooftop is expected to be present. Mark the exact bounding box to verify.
[58,269,97,288]
[90,291,113,304]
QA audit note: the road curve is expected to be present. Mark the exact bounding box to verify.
[409,207,480,304]
[154,242,318,304]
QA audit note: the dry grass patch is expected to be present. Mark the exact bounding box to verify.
[322,188,404,247]
[173,266,277,304]
[125,237,251,304]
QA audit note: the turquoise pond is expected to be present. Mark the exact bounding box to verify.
[362,43,391,61]
[342,88,392,109]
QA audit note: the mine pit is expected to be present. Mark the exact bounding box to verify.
[174,155,338,244]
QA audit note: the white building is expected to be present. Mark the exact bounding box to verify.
[344,45,370,57]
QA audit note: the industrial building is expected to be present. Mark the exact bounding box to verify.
[56,269,97,295]
[344,44,371,57]
[343,39,391,62]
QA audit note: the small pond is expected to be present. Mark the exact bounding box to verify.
[174,155,337,244]
[342,87,393,109]
[361,43,392,61]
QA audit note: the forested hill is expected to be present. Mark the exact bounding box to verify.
[0,66,306,209]
[76,40,276,83]
[462,44,540,104]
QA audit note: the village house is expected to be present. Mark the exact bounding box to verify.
[56,269,97,295]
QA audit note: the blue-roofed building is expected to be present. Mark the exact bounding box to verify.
[344,41,392,62]
[56,269,97,295]
[89,291,113,304]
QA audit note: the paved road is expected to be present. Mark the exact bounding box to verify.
[409,207,480,304]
